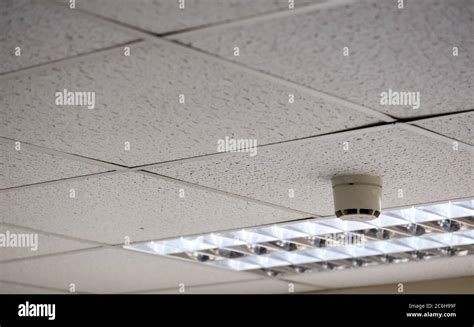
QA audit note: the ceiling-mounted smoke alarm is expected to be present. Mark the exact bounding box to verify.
[331,175,383,221]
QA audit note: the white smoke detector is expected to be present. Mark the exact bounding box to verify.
[331,175,383,221]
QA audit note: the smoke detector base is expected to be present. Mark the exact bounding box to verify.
[331,175,383,221]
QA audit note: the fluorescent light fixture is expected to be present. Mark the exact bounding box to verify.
[425,230,474,246]
[221,229,277,243]
[209,259,260,271]
[240,255,290,268]
[317,218,374,232]
[394,235,446,250]
[367,213,412,228]
[257,225,309,240]
[124,198,474,276]
[269,251,318,265]
[281,220,343,235]
[304,247,351,261]
[365,240,413,254]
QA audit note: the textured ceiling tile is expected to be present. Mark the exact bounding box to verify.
[317,276,474,294]
[0,143,108,189]
[151,125,474,216]
[0,225,96,262]
[414,112,474,145]
[78,0,319,35]
[285,256,474,289]
[0,0,137,74]
[0,172,304,244]
[0,41,379,166]
[0,282,66,294]
[144,279,320,294]
[187,279,320,294]
[0,247,257,293]
[173,0,474,118]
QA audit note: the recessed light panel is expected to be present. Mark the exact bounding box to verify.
[124,199,474,277]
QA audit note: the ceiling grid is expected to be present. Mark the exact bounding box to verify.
[1,0,472,293]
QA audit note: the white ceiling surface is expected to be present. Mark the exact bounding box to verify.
[77,0,320,35]
[0,0,473,293]
[0,0,137,74]
[0,282,67,294]
[172,0,474,118]
[0,142,108,189]
[286,256,474,289]
[0,225,96,262]
[0,172,304,244]
[143,279,320,294]
[0,41,378,166]
[151,125,474,216]
[414,112,474,146]
[0,248,259,293]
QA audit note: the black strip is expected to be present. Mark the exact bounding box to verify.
[0,294,471,325]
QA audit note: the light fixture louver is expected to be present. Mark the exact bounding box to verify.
[124,198,474,276]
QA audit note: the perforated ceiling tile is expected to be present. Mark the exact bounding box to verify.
[414,112,474,146]
[0,225,97,262]
[150,125,474,216]
[317,276,474,294]
[0,247,257,293]
[77,0,319,35]
[173,0,474,118]
[0,172,304,244]
[143,279,320,294]
[0,142,108,189]
[0,41,379,166]
[0,282,66,294]
[285,255,474,289]
[0,0,137,74]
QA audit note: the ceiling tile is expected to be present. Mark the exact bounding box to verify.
[188,279,320,294]
[0,0,137,74]
[317,276,474,294]
[0,142,108,189]
[172,0,474,118]
[150,125,474,216]
[0,247,257,293]
[414,112,474,146]
[0,41,379,166]
[143,279,320,294]
[285,256,474,289]
[77,0,319,35]
[0,225,96,262]
[0,172,304,244]
[0,281,66,294]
